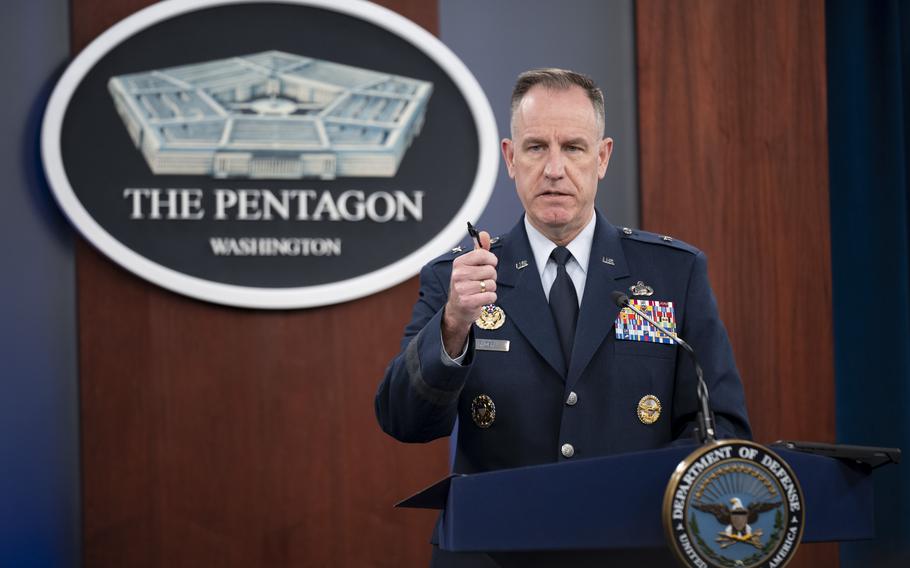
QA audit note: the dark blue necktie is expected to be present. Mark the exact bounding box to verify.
[549,246,578,367]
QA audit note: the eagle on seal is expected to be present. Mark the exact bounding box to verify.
[694,497,781,537]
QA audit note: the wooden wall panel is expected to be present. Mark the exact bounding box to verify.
[636,0,836,566]
[73,1,444,567]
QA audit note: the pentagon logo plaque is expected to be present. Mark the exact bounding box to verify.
[41,0,498,309]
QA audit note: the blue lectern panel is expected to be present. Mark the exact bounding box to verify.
[438,444,873,552]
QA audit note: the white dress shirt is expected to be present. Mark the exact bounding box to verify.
[524,213,595,306]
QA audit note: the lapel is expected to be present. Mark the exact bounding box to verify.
[566,211,631,389]
[495,218,566,376]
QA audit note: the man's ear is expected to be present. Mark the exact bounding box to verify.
[501,138,516,179]
[598,137,614,179]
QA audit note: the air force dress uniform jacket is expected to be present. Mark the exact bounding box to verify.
[375,211,751,475]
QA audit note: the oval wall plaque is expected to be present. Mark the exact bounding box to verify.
[42,0,498,309]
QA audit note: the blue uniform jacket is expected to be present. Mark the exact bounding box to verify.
[375,211,751,475]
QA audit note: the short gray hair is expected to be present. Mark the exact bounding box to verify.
[509,68,605,136]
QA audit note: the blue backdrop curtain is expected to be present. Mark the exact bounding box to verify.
[826,1,910,566]
[1,1,80,566]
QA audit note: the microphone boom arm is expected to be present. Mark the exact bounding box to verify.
[615,294,717,443]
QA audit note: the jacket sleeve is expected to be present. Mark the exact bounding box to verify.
[374,260,474,443]
[671,251,753,441]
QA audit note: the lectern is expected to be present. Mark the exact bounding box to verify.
[400,443,884,565]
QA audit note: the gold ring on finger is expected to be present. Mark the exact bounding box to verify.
[479,280,487,293]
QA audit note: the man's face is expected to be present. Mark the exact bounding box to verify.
[502,85,612,245]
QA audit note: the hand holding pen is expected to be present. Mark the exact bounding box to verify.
[441,221,498,357]
[467,221,490,251]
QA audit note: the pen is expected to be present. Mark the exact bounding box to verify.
[467,221,482,248]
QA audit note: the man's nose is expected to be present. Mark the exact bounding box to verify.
[543,148,565,179]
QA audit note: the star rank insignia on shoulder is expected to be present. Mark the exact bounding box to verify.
[619,226,700,255]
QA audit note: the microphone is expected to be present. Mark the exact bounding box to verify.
[611,291,716,443]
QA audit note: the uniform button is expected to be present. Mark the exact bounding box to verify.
[566,391,578,406]
[561,443,575,458]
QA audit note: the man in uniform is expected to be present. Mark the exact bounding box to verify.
[375,68,751,566]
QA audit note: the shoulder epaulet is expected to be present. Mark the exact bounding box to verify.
[617,226,700,255]
[429,235,505,265]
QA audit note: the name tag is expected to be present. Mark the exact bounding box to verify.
[476,339,510,352]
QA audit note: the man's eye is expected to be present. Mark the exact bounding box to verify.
[528,145,544,152]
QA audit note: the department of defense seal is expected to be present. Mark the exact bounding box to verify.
[637,395,662,424]
[475,304,505,330]
[663,440,804,568]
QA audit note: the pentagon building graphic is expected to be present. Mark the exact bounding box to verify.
[108,51,433,179]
